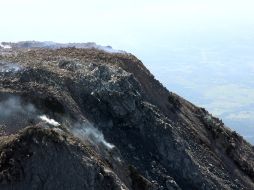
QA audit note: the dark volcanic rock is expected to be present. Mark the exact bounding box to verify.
[0,43,254,190]
[0,127,130,190]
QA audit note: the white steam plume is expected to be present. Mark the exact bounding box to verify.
[72,123,115,149]
[0,43,11,49]
[0,96,113,151]
[39,115,61,127]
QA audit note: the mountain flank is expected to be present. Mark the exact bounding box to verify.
[0,42,254,190]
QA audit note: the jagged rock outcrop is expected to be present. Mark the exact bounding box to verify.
[0,42,254,190]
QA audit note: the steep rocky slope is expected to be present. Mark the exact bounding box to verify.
[0,43,254,190]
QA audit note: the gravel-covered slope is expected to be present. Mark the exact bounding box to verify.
[0,44,254,190]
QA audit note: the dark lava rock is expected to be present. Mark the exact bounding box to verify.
[0,43,254,190]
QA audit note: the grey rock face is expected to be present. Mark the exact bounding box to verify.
[0,127,129,190]
[0,46,254,190]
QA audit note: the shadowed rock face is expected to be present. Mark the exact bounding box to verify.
[0,44,254,190]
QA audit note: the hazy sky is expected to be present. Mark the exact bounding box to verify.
[0,0,254,51]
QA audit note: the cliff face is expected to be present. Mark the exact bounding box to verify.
[0,43,254,190]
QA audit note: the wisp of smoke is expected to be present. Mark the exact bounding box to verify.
[39,115,61,127]
[91,44,124,54]
[0,96,38,133]
[0,96,36,118]
[0,96,63,133]
[0,96,113,151]
[0,62,22,73]
[0,43,11,49]
[72,122,115,149]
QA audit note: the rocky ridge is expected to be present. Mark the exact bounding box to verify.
[0,42,254,190]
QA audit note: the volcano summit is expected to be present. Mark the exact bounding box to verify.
[0,42,253,190]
